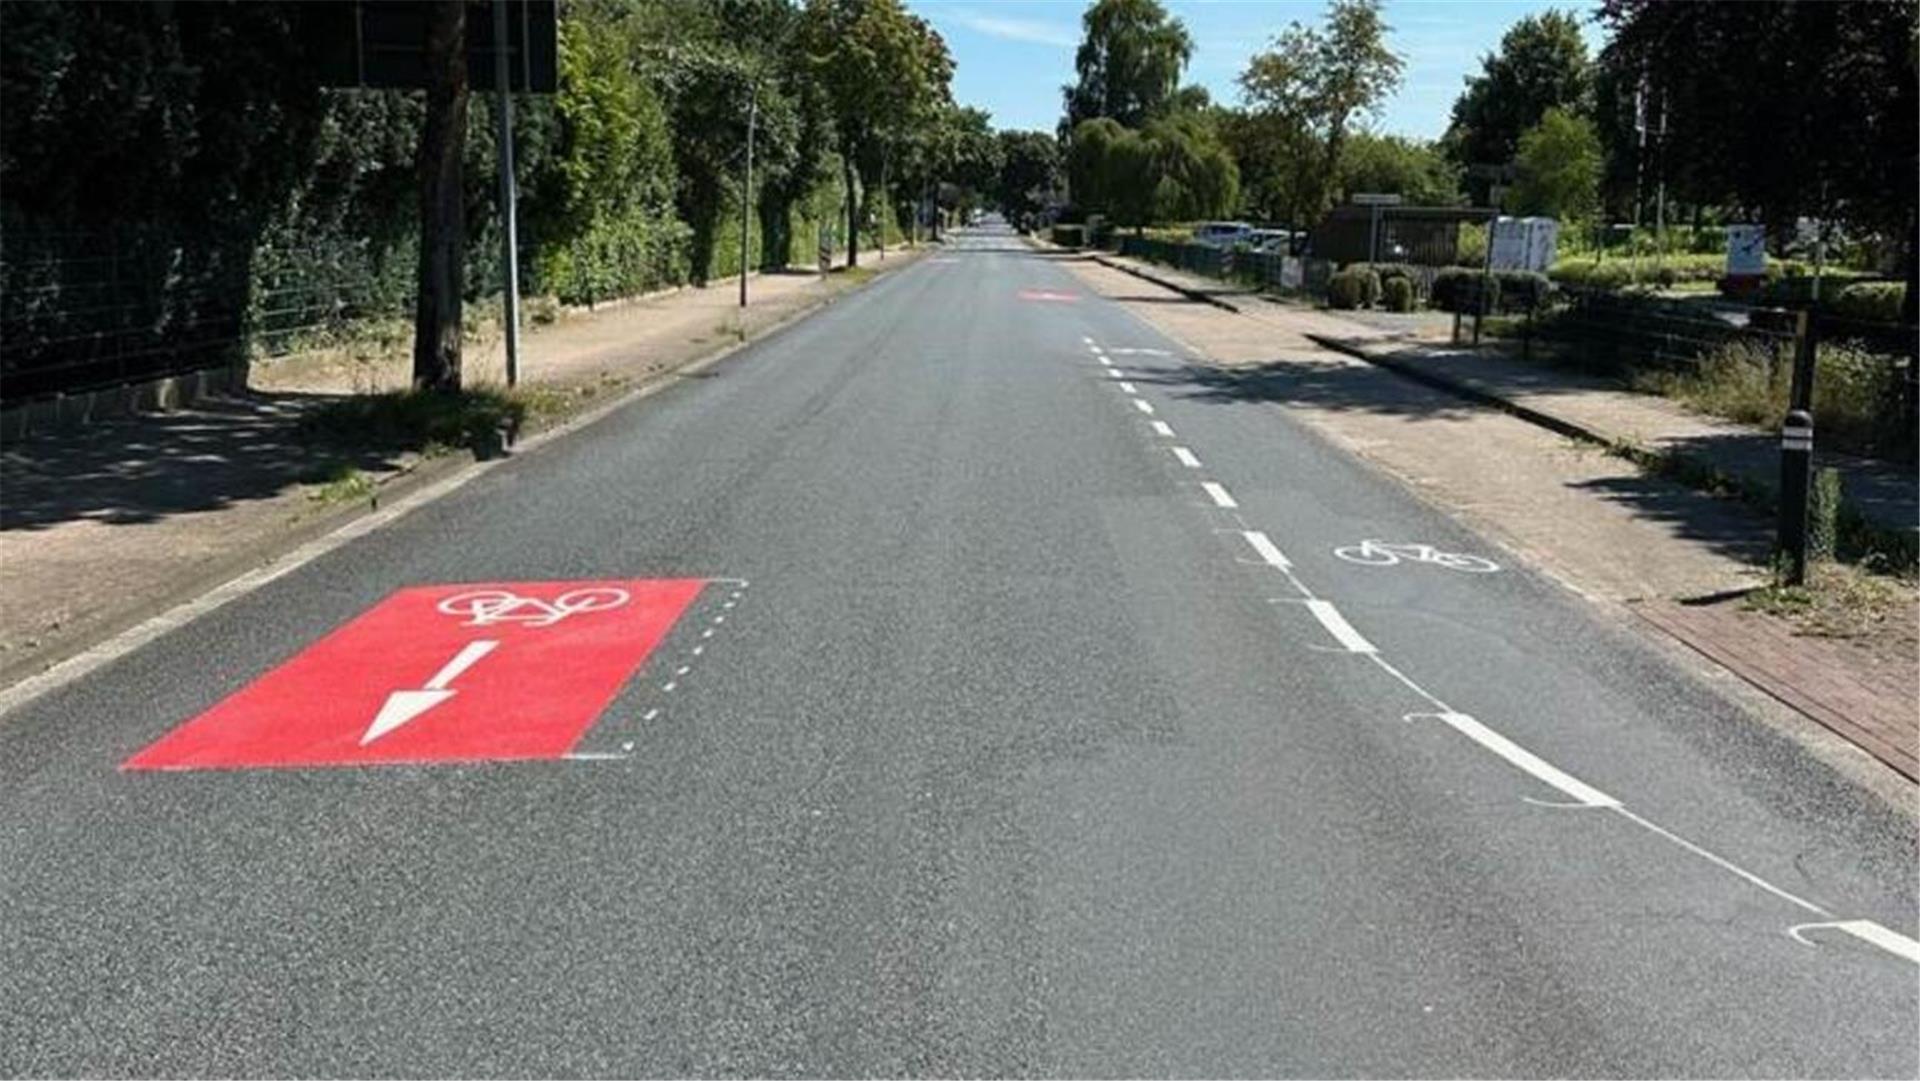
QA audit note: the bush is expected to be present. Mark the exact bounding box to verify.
[1639,337,1906,460]
[1495,270,1551,312]
[1828,282,1905,323]
[1381,276,1414,312]
[1328,267,1381,310]
[1809,467,1842,561]
[301,387,530,458]
[1431,268,1499,314]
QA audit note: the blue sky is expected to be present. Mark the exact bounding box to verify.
[908,1,1607,140]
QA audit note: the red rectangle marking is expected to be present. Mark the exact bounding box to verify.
[124,579,707,771]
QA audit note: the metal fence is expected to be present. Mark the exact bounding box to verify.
[1113,236,1335,296]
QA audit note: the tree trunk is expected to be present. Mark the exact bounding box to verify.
[844,155,859,268]
[412,0,468,392]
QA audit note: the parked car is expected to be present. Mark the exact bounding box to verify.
[1247,229,1293,253]
[1192,221,1254,248]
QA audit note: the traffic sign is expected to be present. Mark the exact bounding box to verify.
[123,579,707,771]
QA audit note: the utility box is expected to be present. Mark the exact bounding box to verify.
[1489,216,1558,273]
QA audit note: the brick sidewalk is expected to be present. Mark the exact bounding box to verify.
[1636,598,1917,780]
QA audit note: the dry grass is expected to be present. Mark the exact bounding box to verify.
[1745,561,1919,656]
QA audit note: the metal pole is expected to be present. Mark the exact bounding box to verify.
[492,0,521,387]
[1368,204,1380,265]
[740,93,755,308]
[1778,409,1814,585]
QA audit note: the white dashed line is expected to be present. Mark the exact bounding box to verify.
[1150,420,1174,437]
[1789,920,1920,963]
[1242,530,1291,569]
[1099,356,1114,367]
[661,681,678,692]
[1081,336,1094,345]
[1133,399,1155,415]
[1305,599,1374,653]
[642,708,660,721]
[1200,481,1237,508]
[1171,446,1201,469]
[1414,711,1618,808]
[702,628,715,639]
[675,665,691,676]
[1118,381,1137,394]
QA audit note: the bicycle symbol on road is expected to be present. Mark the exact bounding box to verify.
[436,587,631,628]
[1333,540,1500,574]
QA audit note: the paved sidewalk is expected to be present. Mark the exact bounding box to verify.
[0,258,918,684]
[1059,249,1916,790]
[1092,246,1917,541]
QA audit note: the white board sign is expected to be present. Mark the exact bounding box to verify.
[1489,217,1558,273]
[1726,224,1767,277]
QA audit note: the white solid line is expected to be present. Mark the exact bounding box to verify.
[1789,920,1920,964]
[565,751,629,761]
[1612,806,1827,915]
[1150,421,1175,437]
[1428,711,1620,808]
[1200,481,1237,508]
[1133,399,1155,415]
[1242,530,1292,569]
[1305,599,1373,653]
[1171,446,1202,468]
[1118,381,1138,394]
[425,639,498,690]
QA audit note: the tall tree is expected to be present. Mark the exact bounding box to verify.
[801,0,952,266]
[412,0,468,391]
[1061,0,1193,132]
[1441,10,1592,181]
[1510,107,1601,220]
[1238,0,1403,228]
[1338,132,1461,207]
[994,130,1064,226]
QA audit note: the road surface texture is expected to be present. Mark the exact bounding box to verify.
[2,225,1914,1077]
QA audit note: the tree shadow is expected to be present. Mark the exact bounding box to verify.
[1,391,410,532]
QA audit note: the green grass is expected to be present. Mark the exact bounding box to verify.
[305,464,376,505]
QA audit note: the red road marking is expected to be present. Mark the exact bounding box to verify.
[1018,289,1079,302]
[123,579,706,771]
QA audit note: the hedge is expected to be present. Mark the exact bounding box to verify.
[1381,276,1414,312]
[1328,267,1381,310]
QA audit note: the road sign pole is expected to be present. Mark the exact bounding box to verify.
[492,0,521,387]
[1778,409,1814,586]
[740,93,755,309]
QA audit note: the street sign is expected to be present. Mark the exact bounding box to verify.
[1352,193,1404,206]
[306,0,558,92]
[123,579,706,771]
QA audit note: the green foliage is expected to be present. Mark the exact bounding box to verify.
[1828,282,1907,324]
[1337,132,1460,206]
[1809,467,1843,561]
[1432,267,1499,313]
[996,130,1064,224]
[1381,275,1414,312]
[1550,254,1725,290]
[1063,0,1195,131]
[1510,107,1600,221]
[1494,270,1551,311]
[1441,11,1591,188]
[1236,0,1404,228]
[1069,114,1236,227]
[1638,337,1909,460]
[1328,267,1380,309]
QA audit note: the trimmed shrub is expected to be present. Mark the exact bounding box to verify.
[1431,267,1499,314]
[1328,267,1381,310]
[1382,276,1415,312]
[1495,270,1551,312]
[1829,282,1905,323]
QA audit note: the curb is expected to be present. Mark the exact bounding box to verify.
[1304,333,1611,447]
[1089,252,1245,313]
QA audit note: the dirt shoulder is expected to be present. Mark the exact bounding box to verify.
[0,254,925,688]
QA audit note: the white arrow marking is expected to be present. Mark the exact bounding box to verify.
[361,639,498,745]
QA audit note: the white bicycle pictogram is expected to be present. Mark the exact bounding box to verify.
[1333,540,1500,573]
[436,587,631,628]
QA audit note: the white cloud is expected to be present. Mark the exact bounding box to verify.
[943,8,1077,48]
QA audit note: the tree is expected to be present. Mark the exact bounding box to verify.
[1510,107,1600,220]
[1061,0,1193,132]
[1067,114,1234,230]
[1338,132,1460,206]
[412,0,468,390]
[1442,10,1592,185]
[994,130,1063,225]
[1238,0,1403,228]
[801,0,952,266]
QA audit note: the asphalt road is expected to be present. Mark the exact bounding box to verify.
[2,224,1915,1077]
